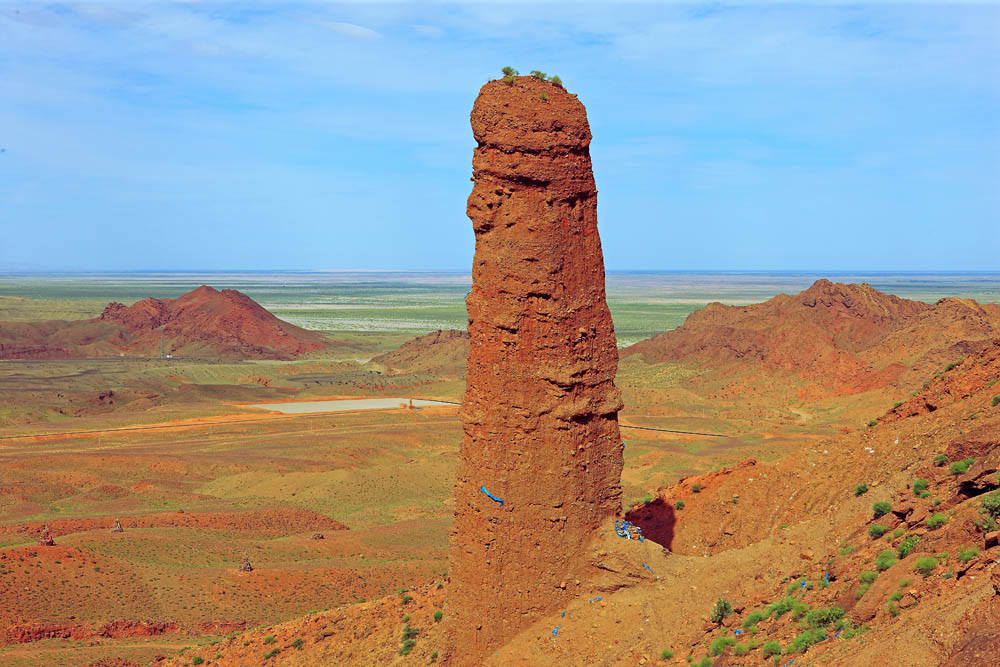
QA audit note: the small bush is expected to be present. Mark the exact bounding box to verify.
[433,610,443,622]
[733,642,749,656]
[192,658,204,665]
[401,595,413,605]
[660,649,674,659]
[805,606,845,628]
[675,500,685,510]
[959,547,980,563]
[868,524,888,538]
[926,513,948,530]
[264,648,280,659]
[710,598,733,623]
[538,93,549,101]
[402,625,419,641]
[839,545,854,556]
[766,597,795,619]
[399,639,416,656]
[291,638,303,650]
[867,419,877,428]
[892,527,905,539]
[692,484,702,493]
[788,628,826,653]
[709,636,736,656]
[944,361,959,372]
[872,501,892,518]
[761,640,783,658]
[501,66,518,76]
[889,590,903,602]
[914,556,937,576]
[991,394,999,406]
[529,69,547,79]
[859,571,878,584]
[263,636,276,645]
[875,549,898,571]
[549,74,563,86]
[855,582,871,598]
[892,401,902,408]
[742,610,767,630]
[428,651,439,663]
[854,483,869,496]
[897,535,920,558]
[931,497,942,506]
[913,478,929,493]
[950,458,975,475]
[981,492,1000,519]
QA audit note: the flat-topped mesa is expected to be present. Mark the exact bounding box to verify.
[445,76,624,663]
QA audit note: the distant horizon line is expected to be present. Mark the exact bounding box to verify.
[2,269,1000,277]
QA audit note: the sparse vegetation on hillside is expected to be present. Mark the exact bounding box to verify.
[872,501,891,518]
[855,483,869,496]
[709,598,733,624]
[950,457,975,474]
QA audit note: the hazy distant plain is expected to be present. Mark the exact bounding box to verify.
[1,271,998,348]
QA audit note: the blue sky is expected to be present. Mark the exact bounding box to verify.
[1,1,997,271]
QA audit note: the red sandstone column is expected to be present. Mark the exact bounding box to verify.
[445,75,624,663]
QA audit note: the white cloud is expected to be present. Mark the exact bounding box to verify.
[321,20,380,39]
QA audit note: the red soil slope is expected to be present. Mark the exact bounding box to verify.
[369,329,469,377]
[624,279,1000,394]
[0,286,333,360]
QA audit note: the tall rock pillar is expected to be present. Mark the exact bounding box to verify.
[445,76,624,663]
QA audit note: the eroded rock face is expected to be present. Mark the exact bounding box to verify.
[445,76,624,663]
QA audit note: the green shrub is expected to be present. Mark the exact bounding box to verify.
[291,638,303,650]
[981,492,1000,519]
[692,484,702,493]
[893,401,903,408]
[761,640,783,658]
[399,639,416,656]
[855,582,871,598]
[529,70,547,79]
[839,545,855,556]
[742,610,767,630]
[401,595,413,605]
[538,93,549,101]
[766,597,795,619]
[264,648,280,659]
[502,75,515,84]
[549,75,563,86]
[889,590,903,602]
[788,628,826,653]
[897,535,920,558]
[403,615,411,623]
[428,651,438,663]
[855,483,869,496]
[433,610,443,622]
[501,66,518,76]
[892,527,905,539]
[867,419,877,428]
[192,658,204,665]
[859,571,878,584]
[868,524,888,538]
[944,361,958,372]
[933,454,949,464]
[732,642,749,656]
[931,497,942,506]
[263,636,276,645]
[675,500,685,510]
[914,557,937,576]
[709,636,736,656]
[913,478,929,493]
[660,649,674,659]
[992,395,999,406]
[888,601,899,617]
[402,625,419,641]
[875,549,898,571]
[950,458,975,475]
[926,513,948,530]
[710,598,733,623]
[805,607,845,628]
[872,501,892,518]
[959,547,980,563]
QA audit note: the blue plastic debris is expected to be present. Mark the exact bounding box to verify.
[833,631,842,638]
[480,485,504,507]
[614,520,643,542]
[589,597,603,604]
[552,625,561,637]
[734,629,742,635]
[561,611,566,618]
[642,563,653,573]
[799,579,808,588]
[824,573,830,584]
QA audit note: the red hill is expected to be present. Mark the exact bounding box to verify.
[0,286,332,360]
[623,279,1000,394]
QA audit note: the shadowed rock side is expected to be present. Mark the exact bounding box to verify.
[445,76,624,663]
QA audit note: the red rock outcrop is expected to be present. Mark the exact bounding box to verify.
[445,75,624,663]
[624,279,1000,394]
[0,285,337,360]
